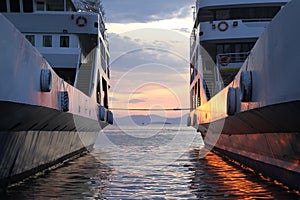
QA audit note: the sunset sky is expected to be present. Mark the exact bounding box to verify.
[101,0,195,117]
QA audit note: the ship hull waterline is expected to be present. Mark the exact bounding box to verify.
[0,101,106,188]
[198,100,300,191]
[190,0,300,191]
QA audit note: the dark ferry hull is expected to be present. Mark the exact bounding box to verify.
[201,101,300,190]
[0,102,105,188]
[190,0,300,190]
[0,10,110,187]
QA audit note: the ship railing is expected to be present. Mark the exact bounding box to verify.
[190,30,196,47]
[242,18,273,23]
[99,12,108,40]
[190,29,197,58]
[216,52,249,68]
[196,0,201,13]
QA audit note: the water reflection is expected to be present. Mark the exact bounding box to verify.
[1,126,300,199]
[1,153,112,199]
[189,148,300,199]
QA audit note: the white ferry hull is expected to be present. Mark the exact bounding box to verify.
[0,12,108,186]
[191,0,300,190]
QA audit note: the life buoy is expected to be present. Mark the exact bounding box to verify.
[218,21,229,32]
[218,55,231,66]
[76,16,87,27]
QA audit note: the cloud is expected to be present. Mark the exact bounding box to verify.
[172,28,190,34]
[109,97,118,102]
[108,29,189,74]
[101,0,194,23]
[129,99,146,104]
[101,2,194,117]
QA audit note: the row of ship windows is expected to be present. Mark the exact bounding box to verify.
[214,7,280,21]
[1,0,33,12]
[216,43,255,54]
[199,6,281,22]
[25,35,70,48]
[0,0,74,13]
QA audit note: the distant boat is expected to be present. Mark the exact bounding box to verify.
[188,0,300,190]
[0,0,113,187]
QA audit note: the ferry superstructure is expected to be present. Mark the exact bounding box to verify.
[188,0,300,190]
[0,0,113,187]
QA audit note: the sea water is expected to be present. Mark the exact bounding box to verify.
[1,124,300,199]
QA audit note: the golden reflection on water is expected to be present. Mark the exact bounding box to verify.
[189,148,276,199]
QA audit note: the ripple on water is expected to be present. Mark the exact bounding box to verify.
[1,125,300,199]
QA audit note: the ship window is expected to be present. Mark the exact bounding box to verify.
[102,78,108,108]
[47,0,64,11]
[217,43,255,54]
[0,1,7,12]
[60,36,69,47]
[25,35,35,46]
[223,44,231,53]
[217,45,223,55]
[43,35,52,47]
[100,40,106,72]
[36,1,45,11]
[23,0,33,12]
[216,10,230,20]
[96,73,101,104]
[10,0,20,12]
[66,0,75,11]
